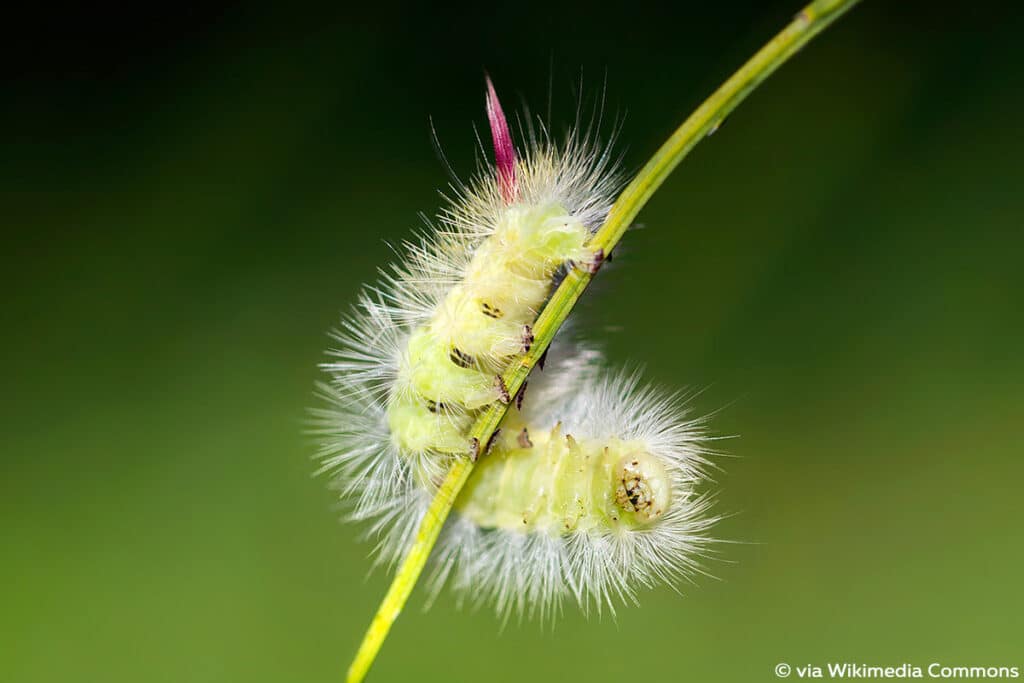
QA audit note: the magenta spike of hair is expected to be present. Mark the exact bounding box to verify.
[485,76,518,204]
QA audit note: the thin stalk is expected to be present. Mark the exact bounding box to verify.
[345,0,861,680]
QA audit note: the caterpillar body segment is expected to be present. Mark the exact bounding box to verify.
[386,394,472,456]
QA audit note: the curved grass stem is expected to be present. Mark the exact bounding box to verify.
[345,0,861,679]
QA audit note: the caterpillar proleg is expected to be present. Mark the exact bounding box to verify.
[314,79,718,617]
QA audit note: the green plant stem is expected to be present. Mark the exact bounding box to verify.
[345,1,860,680]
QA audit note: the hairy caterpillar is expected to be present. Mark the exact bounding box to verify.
[318,79,616,493]
[314,79,718,617]
[431,348,716,619]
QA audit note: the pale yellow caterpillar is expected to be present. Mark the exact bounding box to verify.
[317,79,616,493]
[433,349,716,619]
[314,80,717,617]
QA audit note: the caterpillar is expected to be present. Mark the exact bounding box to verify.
[431,347,716,619]
[314,79,718,617]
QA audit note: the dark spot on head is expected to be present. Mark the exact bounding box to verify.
[626,483,643,508]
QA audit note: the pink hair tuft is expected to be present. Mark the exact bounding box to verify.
[484,76,518,203]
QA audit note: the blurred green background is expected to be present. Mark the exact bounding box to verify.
[3,2,1022,681]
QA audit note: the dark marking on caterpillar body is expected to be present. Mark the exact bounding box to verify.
[584,248,605,274]
[537,348,549,370]
[449,347,474,368]
[494,375,511,404]
[514,381,528,411]
[425,400,450,414]
[517,428,533,448]
[485,429,502,456]
[468,437,481,462]
[481,301,503,319]
[521,324,534,353]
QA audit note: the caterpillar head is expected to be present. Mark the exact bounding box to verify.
[613,450,672,525]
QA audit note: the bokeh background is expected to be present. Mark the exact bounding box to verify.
[3,2,1022,681]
